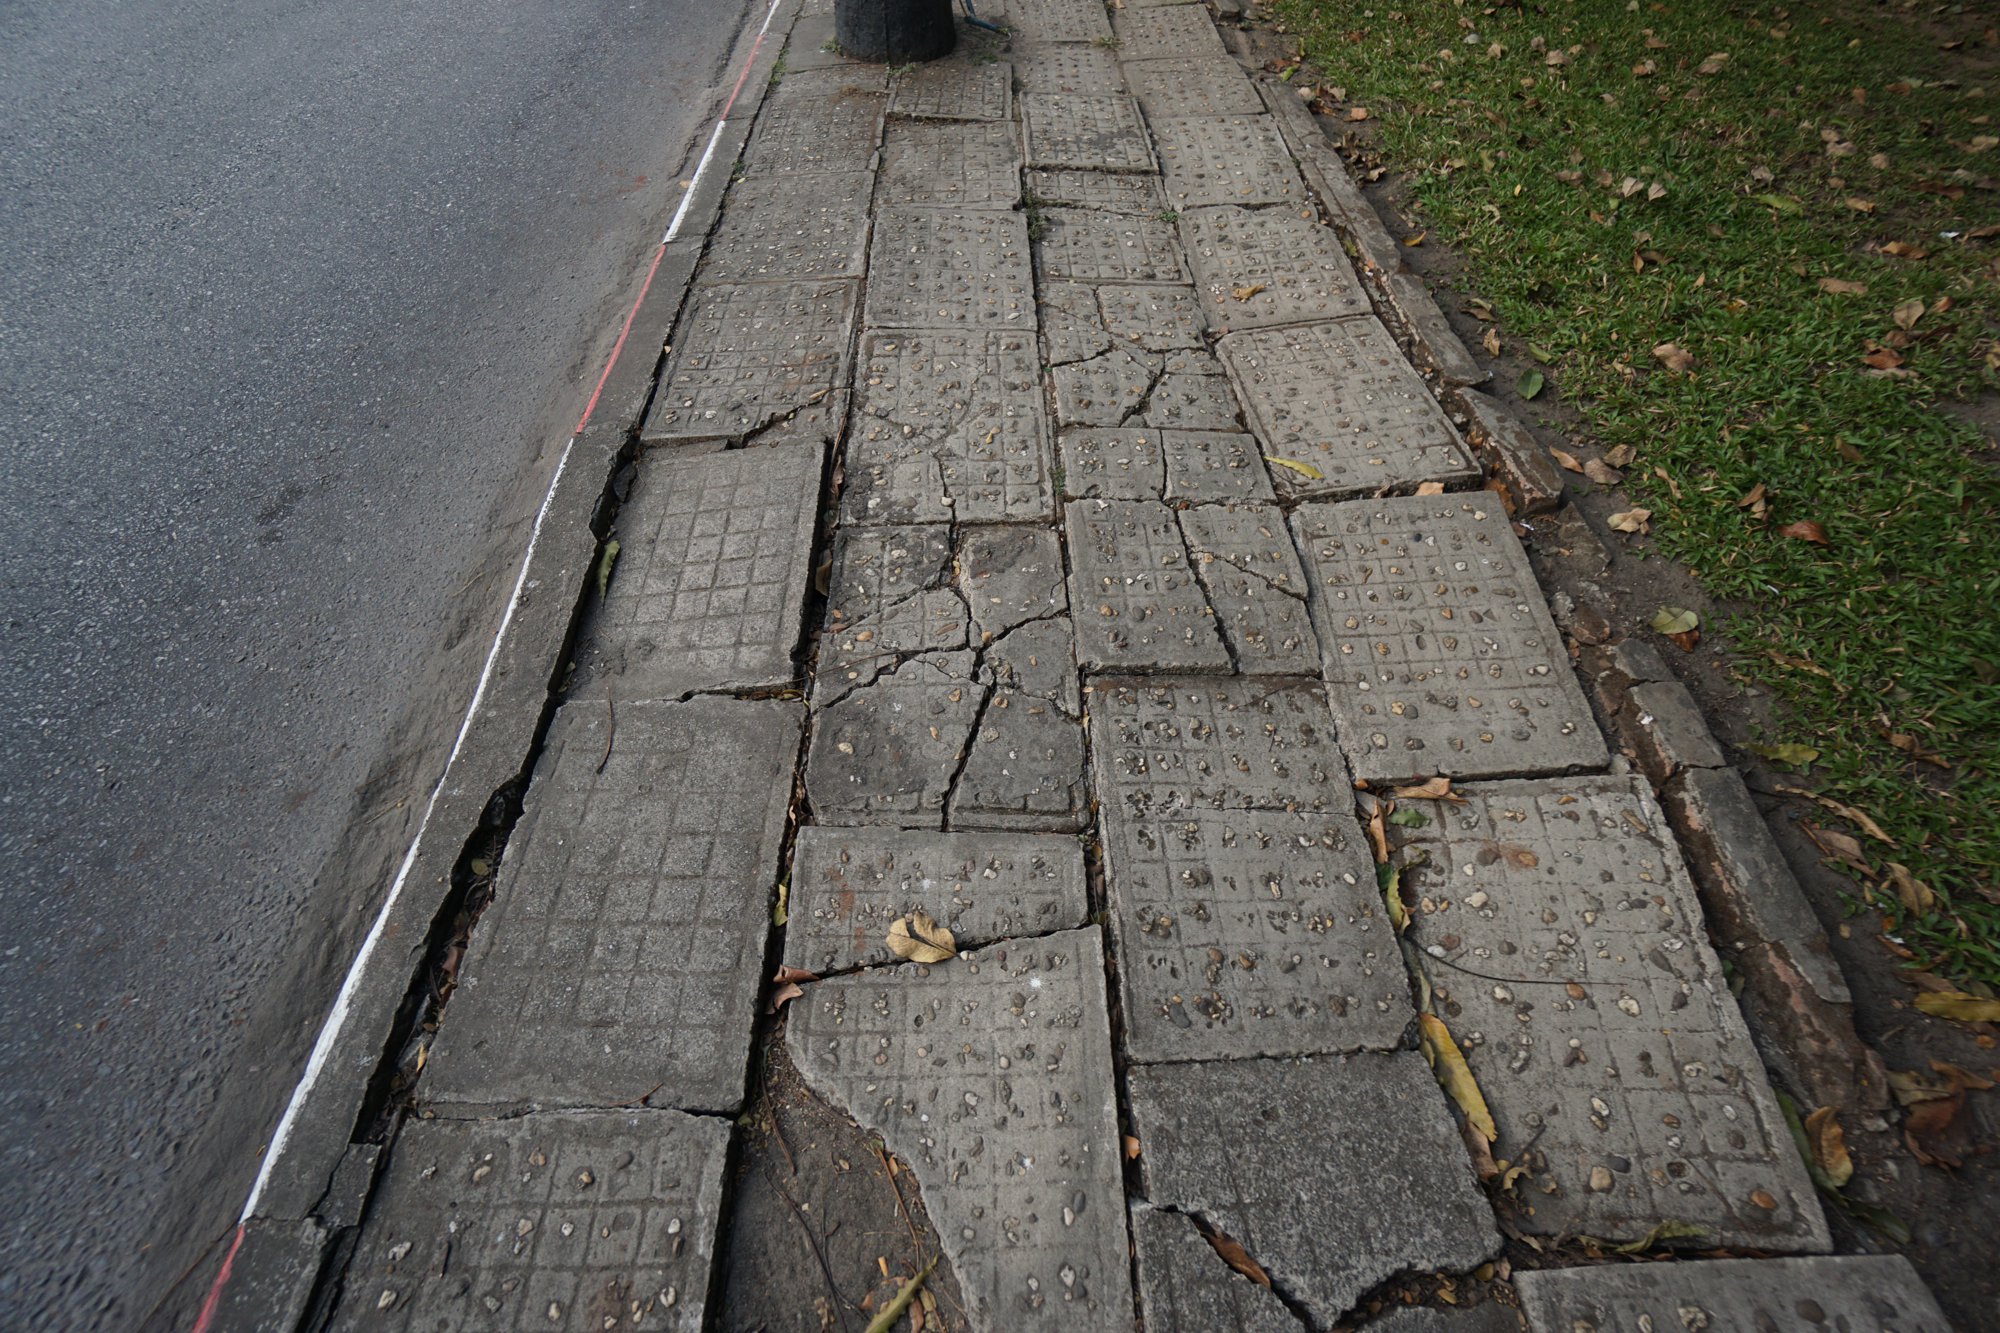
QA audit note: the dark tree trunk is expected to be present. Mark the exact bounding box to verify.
[835,0,956,63]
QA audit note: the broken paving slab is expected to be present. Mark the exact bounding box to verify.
[1181,501,1319,676]
[1128,1055,1500,1327]
[865,207,1034,329]
[1042,280,1207,366]
[1291,496,1609,782]
[1512,1255,1949,1333]
[424,698,799,1115]
[1053,343,1157,428]
[1180,205,1373,331]
[326,1111,728,1333]
[1112,2,1231,61]
[981,614,1082,713]
[880,119,1025,210]
[784,826,1087,974]
[1153,116,1308,209]
[888,57,1012,121]
[843,328,1055,526]
[1102,804,1410,1062]
[640,280,856,445]
[699,170,873,284]
[788,928,1133,1333]
[1129,1203,1301,1333]
[1023,93,1158,172]
[1087,677,1352,816]
[1059,428,1275,503]
[1123,55,1265,119]
[959,524,1069,638]
[1066,498,1231,673]
[585,445,822,701]
[1035,208,1190,285]
[1220,318,1480,499]
[805,650,981,828]
[951,682,1090,832]
[1397,775,1831,1252]
[1136,357,1245,433]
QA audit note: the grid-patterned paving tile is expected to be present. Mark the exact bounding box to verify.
[1164,429,1277,502]
[889,58,1013,121]
[1112,3,1230,61]
[1087,676,1351,815]
[1222,318,1479,499]
[951,686,1090,832]
[1398,776,1830,1252]
[328,1112,729,1333]
[701,171,873,284]
[784,827,1088,974]
[1102,805,1409,1062]
[805,650,983,828]
[1514,1256,1948,1332]
[789,929,1133,1332]
[1022,93,1157,172]
[1052,344,1155,427]
[1122,55,1264,118]
[744,72,884,176]
[1135,351,1242,432]
[588,446,822,700]
[1066,499,1229,673]
[425,698,799,1113]
[1153,116,1307,208]
[813,524,968,706]
[641,280,856,444]
[1002,0,1114,44]
[866,208,1033,329]
[1181,500,1319,676]
[1095,283,1207,350]
[880,120,1024,210]
[1291,495,1608,780]
[1034,208,1189,284]
[1181,205,1372,330]
[1011,42,1123,94]
[1058,428,1276,503]
[1024,167,1166,214]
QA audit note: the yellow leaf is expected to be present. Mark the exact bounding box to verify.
[886,911,958,964]
[1267,457,1325,480]
[773,882,789,926]
[1913,990,2000,1023]
[1231,283,1268,302]
[1420,1013,1497,1141]
[1803,1106,1854,1188]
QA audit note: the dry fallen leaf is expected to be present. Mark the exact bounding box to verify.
[1885,863,1937,916]
[1482,326,1502,356]
[1266,456,1324,480]
[1881,240,1929,259]
[1652,342,1695,374]
[1802,820,1868,867]
[1551,448,1585,473]
[1844,197,1877,213]
[1347,106,1371,122]
[886,911,958,964]
[1818,277,1869,295]
[1774,785,1897,846]
[1914,991,2000,1023]
[1651,605,1699,635]
[1608,507,1652,533]
[1204,1231,1272,1287]
[1403,230,1428,247]
[1862,347,1905,370]
[1415,481,1447,496]
[1231,283,1268,302]
[1779,519,1832,545]
[1892,298,1926,330]
[1697,51,1730,75]
[1421,1013,1498,1142]
[1583,459,1622,485]
[1604,444,1636,467]
[1392,776,1461,801]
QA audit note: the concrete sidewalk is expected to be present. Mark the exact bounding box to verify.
[272,1,1952,1329]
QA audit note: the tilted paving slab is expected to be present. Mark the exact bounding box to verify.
[1023,93,1158,172]
[1154,117,1307,208]
[641,280,856,445]
[1123,55,1265,118]
[1129,1204,1302,1333]
[1025,166,1167,214]
[813,524,969,707]
[951,683,1090,831]
[744,71,885,176]
[1088,677,1352,816]
[1066,499,1231,673]
[805,650,982,828]
[1513,1256,1948,1333]
[1292,496,1608,781]
[1103,803,1409,1062]
[1398,776,1831,1252]
[1059,428,1275,503]
[585,445,822,700]
[1011,42,1124,95]
[889,58,1013,121]
[1002,0,1114,44]
[1034,207,1190,284]
[1181,205,1372,331]
[700,171,873,284]
[328,1111,728,1333]
[880,119,1025,210]
[1128,1055,1501,1326]
[1112,3,1231,61]
[866,207,1034,329]
[789,929,1133,1332]
[1221,318,1479,499]
[426,698,799,1114]
[784,827,1088,974]
[844,329,1054,525]
[1181,501,1319,675]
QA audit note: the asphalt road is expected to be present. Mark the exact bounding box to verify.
[0,0,756,1322]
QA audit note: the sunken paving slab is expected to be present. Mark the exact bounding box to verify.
[1103,804,1410,1062]
[1222,318,1480,500]
[812,524,968,707]
[1024,166,1168,214]
[1123,55,1265,119]
[1088,677,1352,816]
[1181,205,1373,331]
[1292,496,1609,782]
[328,1111,728,1333]
[784,827,1088,974]
[425,698,799,1115]
[1128,1055,1501,1327]
[1153,117,1307,208]
[1398,776,1831,1252]
[1022,93,1158,172]
[865,207,1034,329]
[1181,501,1319,676]
[1012,42,1124,95]
[880,120,1025,210]
[641,280,856,445]
[1066,499,1231,673]
[789,928,1133,1332]
[1059,428,1276,503]
[1129,1204,1301,1333]
[1112,3,1231,61]
[1034,208,1190,284]
[805,650,982,828]
[844,328,1055,525]
[889,58,1013,121]
[586,445,822,701]
[701,171,873,284]
[1513,1256,1949,1333]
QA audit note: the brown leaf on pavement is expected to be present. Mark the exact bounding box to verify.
[1392,776,1462,801]
[886,911,957,964]
[1415,481,1447,496]
[1204,1230,1272,1286]
[1231,283,1268,302]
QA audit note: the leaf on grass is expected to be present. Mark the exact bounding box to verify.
[1881,240,1929,259]
[1420,1013,1497,1142]
[1393,776,1461,801]
[1778,519,1832,545]
[1267,456,1324,480]
[1804,1107,1855,1187]
[1651,342,1694,374]
[595,538,622,601]
[886,910,957,964]
[1347,106,1371,122]
[1844,197,1877,213]
[1893,298,1926,330]
[1697,51,1730,75]
[1651,606,1699,635]
[1604,444,1636,467]
[1818,277,1868,295]
[1773,785,1896,846]
[1388,808,1431,828]
[1862,347,1905,370]
[1752,193,1804,215]
[1913,991,2000,1023]
[1748,742,1820,767]
[1608,508,1652,534]
[1517,369,1546,399]
[1885,862,1937,916]
[1802,820,1868,867]
[1612,1221,1710,1254]
[1204,1231,1272,1287]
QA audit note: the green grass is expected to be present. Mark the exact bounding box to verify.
[1277,0,2000,984]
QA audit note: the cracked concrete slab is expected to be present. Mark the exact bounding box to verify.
[982,614,1082,713]
[1512,1255,1948,1332]
[866,207,1034,329]
[1181,205,1372,331]
[1097,283,1208,350]
[784,827,1088,974]
[1154,117,1307,209]
[1041,280,1116,365]
[1066,499,1231,673]
[788,928,1133,1332]
[1130,1203,1302,1333]
[1103,804,1410,1062]
[1181,501,1319,676]
[880,119,1025,210]
[959,525,1069,638]
[1058,428,1274,503]
[889,58,1013,122]
[641,280,857,446]
[1398,776,1831,1252]
[1128,1055,1501,1327]
[425,698,798,1115]
[1023,93,1158,172]
[1292,496,1608,781]
[701,171,874,284]
[745,71,885,176]
[805,650,983,828]
[1088,677,1351,815]
[951,685,1090,831]
[1053,343,1159,427]
[813,524,968,707]
[327,1111,729,1333]
[1136,348,1245,432]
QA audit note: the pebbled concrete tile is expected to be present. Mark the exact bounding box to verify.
[1113,3,1231,61]
[1061,429,1278,504]
[327,1111,728,1333]
[1097,283,1208,350]
[1181,501,1319,676]
[959,525,1069,637]
[1164,429,1278,502]
[587,446,822,700]
[425,698,798,1114]
[1023,93,1158,172]
[1060,427,1167,500]
[881,119,1025,210]
[1012,42,1123,95]
[1398,776,1831,1252]
[1103,804,1410,1062]
[805,650,982,829]
[890,58,1013,121]
[746,71,885,176]
[789,928,1133,1332]
[983,615,1082,713]
[1066,499,1230,673]
[784,827,1088,974]
[1124,55,1265,118]
[951,685,1090,831]
[1221,318,1479,500]
[642,280,857,445]
[1035,208,1190,284]
[1088,677,1352,815]
[1040,279,1115,365]
[1136,350,1245,432]
[1025,167,1168,214]
[701,171,873,284]
[1004,0,1115,44]
[1154,117,1306,209]
[866,207,1033,329]
[813,524,968,707]
[1513,1256,1948,1333]
[1292,496,1608,781]
[1128,1055,1501,1327]
[1181,205,1372,331]
[1129,1203,1302,1333]
[1053,343,1158,427]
